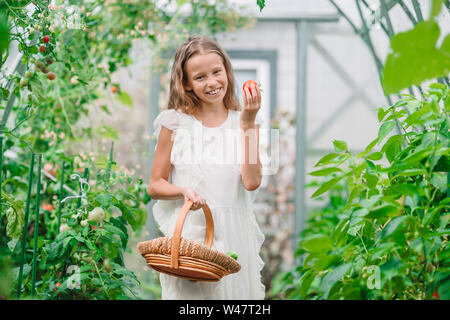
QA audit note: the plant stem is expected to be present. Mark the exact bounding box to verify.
[91,259,110,299]
[357,230,369,256]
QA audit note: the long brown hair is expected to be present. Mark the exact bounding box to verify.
[167,35,240,115]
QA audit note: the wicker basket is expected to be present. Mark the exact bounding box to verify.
[137,199,241,282]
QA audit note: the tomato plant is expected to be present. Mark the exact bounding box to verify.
[0,0,255,300]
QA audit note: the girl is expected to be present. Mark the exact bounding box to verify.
[148,35,265,299]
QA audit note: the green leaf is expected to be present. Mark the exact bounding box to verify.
[401,147,433,165]
[385,183,425,197]
[313,254,340,271]
[6,207,23,239]
[366,152,383,161]
[377,107,389,122]
[311,176,344,198]
[381,216,407,238]
[380,256,403,282]
[392,168,427,179]
[256,0,266,12]
[103,223,127,249]
[381,135,403,163]
[382,20,450,95]
[113,201,137,231]
[430,172,447,193]
[95,193,113,208]
[100,105,112,115]
[309,167,342,176]
[7,238,19,252]
[115,91,133,108]
[438,277,450,300]
[363,170,378,189]
[321,263,352,299]
[405,102,432,127]
[366,204,400,219]
[299,270,316,299]
[424,204,445,227]
[377,121,396,144]
[431,0,444,18]
[301,235,332,253]
[315,153,340,167]
[13,264,31,279]
[364,137,379,154]
[333,140,348,152]
[0,13,10,57]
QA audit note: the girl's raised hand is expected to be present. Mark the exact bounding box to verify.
[182,187,206,211]
[241,80,261,125]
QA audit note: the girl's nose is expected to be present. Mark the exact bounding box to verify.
[207,80,217,88]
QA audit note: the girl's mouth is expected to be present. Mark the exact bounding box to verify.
[206,88,221,96]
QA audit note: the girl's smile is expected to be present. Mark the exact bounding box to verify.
[206,87,221,96]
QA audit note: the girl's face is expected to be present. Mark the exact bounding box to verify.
[183,52,228,109]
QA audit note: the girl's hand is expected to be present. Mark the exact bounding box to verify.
[241,81,261,126]
[182,187,206,211]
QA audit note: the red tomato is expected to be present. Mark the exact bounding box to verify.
[243,80,258,97]
[432,291,439,300]
[42,36,50,43]
[42,204,53,212]
[47,72,56,80]
[44,163,57,176]
[39,45,46,53]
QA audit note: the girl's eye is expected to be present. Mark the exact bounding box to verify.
[196,70,220,80]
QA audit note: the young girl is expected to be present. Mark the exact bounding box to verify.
[148,35,265,299]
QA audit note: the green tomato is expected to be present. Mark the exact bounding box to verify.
[88,207,105,223]
[103,259,113,272]
[35,60,45,69]
[19,78,29,88]
[59,223,71,233]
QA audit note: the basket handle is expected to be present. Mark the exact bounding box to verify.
[170,199,214,269]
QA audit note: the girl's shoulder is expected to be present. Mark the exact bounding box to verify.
[153,108,192,139]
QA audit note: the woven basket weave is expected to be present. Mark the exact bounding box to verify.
[137,199,241,282]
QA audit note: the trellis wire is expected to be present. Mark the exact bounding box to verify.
[76,168,89,209]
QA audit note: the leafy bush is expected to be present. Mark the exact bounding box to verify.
[271,83,450,300]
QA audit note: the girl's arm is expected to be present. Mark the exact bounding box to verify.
[240,122,262,191]
[240,81,263,191]
[148,126,185,200]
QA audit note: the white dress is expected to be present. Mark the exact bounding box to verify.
[151,108,265,300]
